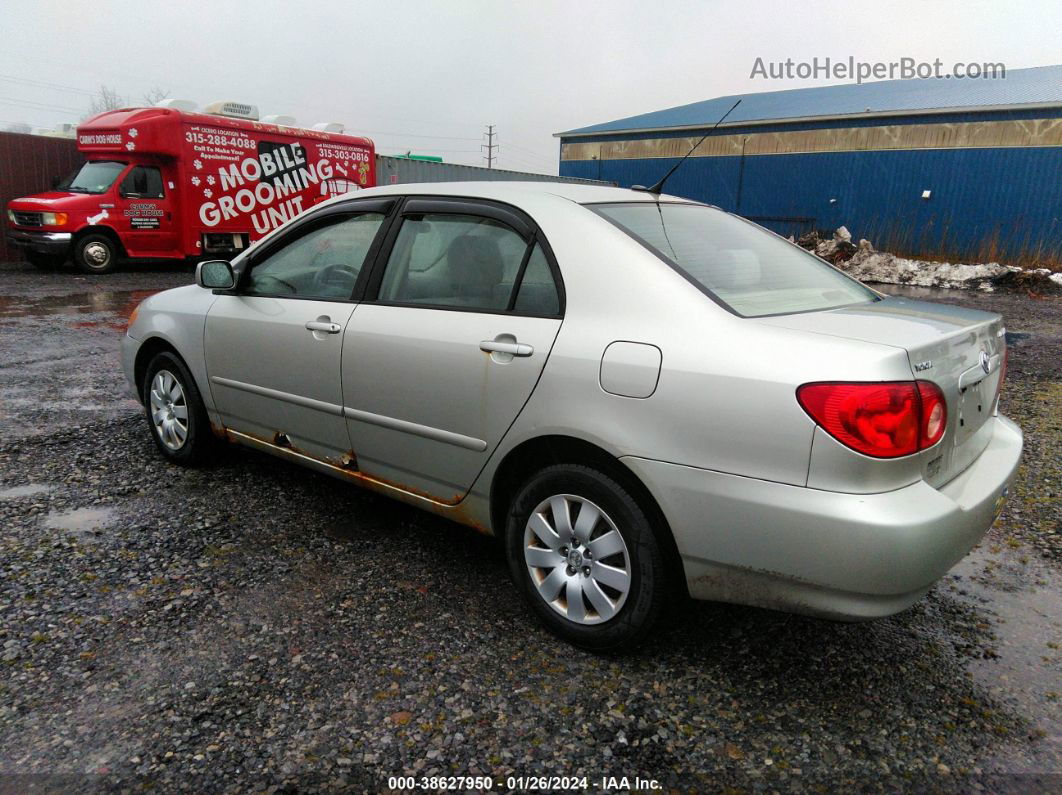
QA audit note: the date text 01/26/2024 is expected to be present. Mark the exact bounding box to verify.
[386,775,662,791]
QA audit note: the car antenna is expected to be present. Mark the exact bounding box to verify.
[632,98,742,196]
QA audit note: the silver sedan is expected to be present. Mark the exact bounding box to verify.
[122,182,1023,650]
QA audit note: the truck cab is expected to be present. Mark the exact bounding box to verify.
[8,157,180,272]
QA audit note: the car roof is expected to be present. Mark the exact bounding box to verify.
[321,181,699,209]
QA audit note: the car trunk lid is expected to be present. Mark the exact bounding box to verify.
[758,296,1005,487]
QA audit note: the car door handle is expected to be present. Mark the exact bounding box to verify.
[480,339,534,357]
[306,320,342,334]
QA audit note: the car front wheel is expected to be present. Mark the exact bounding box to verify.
[142,351,216,465]
[506,464,667,651]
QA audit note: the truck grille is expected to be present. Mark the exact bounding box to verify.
[12,211,43,227]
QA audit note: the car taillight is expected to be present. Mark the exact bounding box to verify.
[797,381,947,458]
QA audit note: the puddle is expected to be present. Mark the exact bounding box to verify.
[946,545,1062,777]
[42,506,116,541]
[0,483,54,499]
[0,289,160,326]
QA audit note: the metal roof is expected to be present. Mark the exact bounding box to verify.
[558,64,1062,137]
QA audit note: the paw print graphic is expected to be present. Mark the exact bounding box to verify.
[191,176,201,187]
[125,142,136,151]
[203,188,213,198]
[193,159,203,170]
[206,175,216,185]
[129,128,138,138]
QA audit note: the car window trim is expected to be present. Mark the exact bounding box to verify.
[362,195,565,319]
[228,198,397,302]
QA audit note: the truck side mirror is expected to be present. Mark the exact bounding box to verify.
[196,260,235,290]
[51,176,61,189]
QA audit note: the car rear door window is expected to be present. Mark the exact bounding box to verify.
[377,213,561,316]
[243,213,386,300]
[378,213,527,311]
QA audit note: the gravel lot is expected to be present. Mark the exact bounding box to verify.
[0,263,1058,792]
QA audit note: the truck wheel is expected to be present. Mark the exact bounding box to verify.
[74,234,118,274]
[506,464,667,651]
[26,251,64,270]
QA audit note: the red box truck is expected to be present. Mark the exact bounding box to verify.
[5,102,375,273]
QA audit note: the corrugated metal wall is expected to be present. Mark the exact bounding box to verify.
[376,155,609,187]
[560,113,1062,267]
[0,132,83,261]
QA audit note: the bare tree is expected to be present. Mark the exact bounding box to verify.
[85,85,125,119]
[3,121,32,134]
[142,86,170,106]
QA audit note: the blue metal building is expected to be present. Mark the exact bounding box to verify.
[557,65,1062,266]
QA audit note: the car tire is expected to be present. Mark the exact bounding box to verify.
[74,233,118,274]
[26,251,64,270]
[142,351,217,465]
[505,464,667,651]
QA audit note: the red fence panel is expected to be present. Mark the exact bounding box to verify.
[0,132,83,262]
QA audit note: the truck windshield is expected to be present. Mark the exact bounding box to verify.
[591,202,878,318]
[58,161,126,194]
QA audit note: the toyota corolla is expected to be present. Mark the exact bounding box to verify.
[122,182,1022,650]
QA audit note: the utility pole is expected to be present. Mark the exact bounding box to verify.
[482,125,497,169]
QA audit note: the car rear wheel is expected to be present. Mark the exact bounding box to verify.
[142,351,216,465]
[506,464,667,651]
[74,233,118,274]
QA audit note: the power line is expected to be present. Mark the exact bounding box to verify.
[0,96,86,114]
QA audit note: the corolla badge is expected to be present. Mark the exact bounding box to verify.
[979,350,991,374]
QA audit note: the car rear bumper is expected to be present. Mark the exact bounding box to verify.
[621,414,1023,620]
[6,229,72,255]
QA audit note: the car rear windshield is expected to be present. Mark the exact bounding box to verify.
[590,202,878,317]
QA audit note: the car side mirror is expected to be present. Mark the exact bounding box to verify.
[196,259,235,290]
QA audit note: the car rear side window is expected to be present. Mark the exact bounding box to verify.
[513,244,560,316]
[377,213,558,315]
[591,202,877,318]
[243,213,386,300]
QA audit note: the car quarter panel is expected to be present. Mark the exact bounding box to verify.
[467,196,916,513]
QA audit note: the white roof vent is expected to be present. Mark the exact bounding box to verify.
[203,100,260,120]
[261,114,298,127]
[312,122,345,133]
[154,98,198,112]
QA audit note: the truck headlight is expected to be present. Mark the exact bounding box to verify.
[6,210,14,224]
[41,212,69,226]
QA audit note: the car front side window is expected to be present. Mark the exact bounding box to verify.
[243,213,386,300]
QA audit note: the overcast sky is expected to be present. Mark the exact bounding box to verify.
[1,0,1059,173]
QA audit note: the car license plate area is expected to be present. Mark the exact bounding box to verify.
[957,374,991,445]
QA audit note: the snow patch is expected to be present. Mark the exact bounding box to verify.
[797,228,1061,292]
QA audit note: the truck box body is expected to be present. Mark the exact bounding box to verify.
[6,106,375,263]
